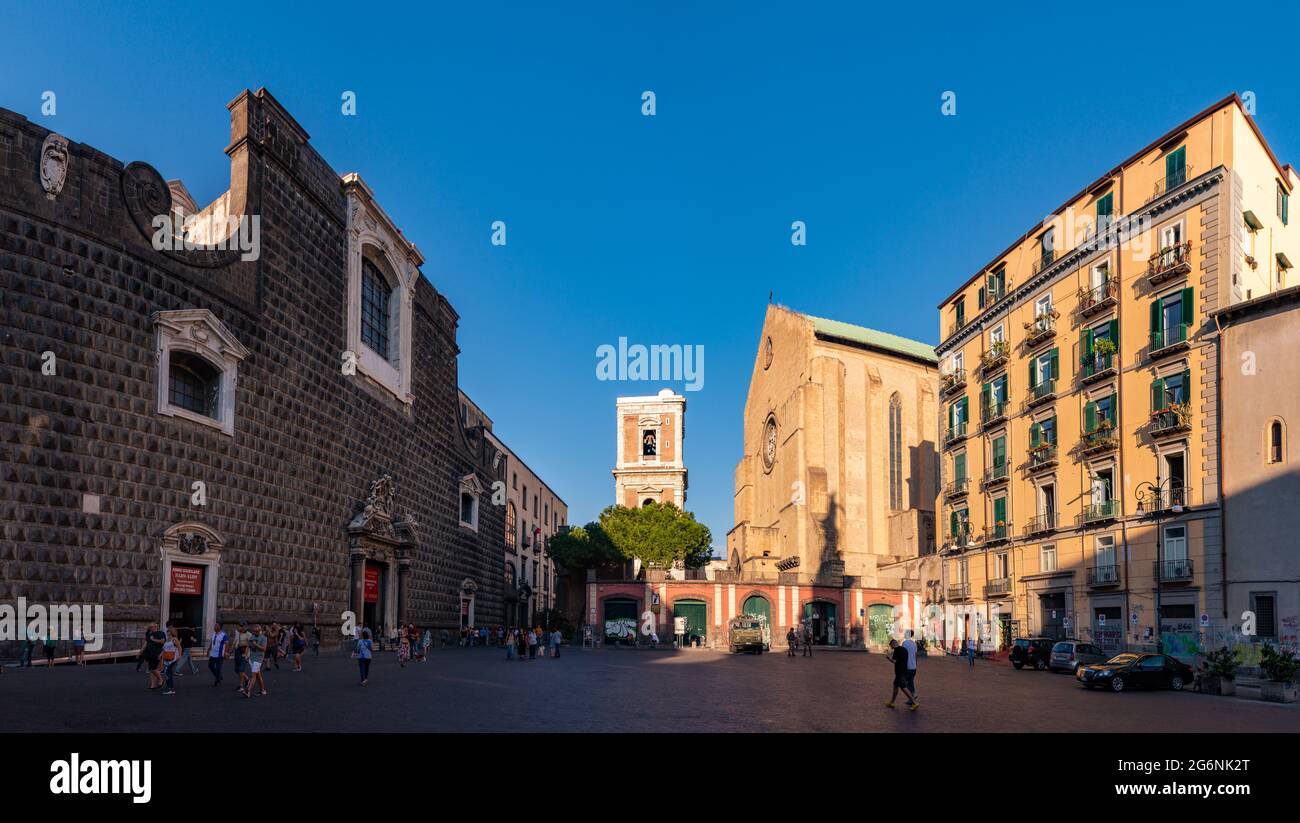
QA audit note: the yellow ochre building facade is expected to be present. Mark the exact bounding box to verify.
[934,94,1297,658]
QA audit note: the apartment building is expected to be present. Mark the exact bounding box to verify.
[933,94,1297,659]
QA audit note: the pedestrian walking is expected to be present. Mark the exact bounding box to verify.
[551,629,562,658]
[421,628,432,661]
[291,623,306,672]
[42,630,58,668]
[234,622,251,693]
[142,623,166,689]
[526,628,538,659]
[177,624,200,675]
[786,627,797,657]
[21,627,35,668]
[505,629,517,660]
[398,628,411,668]
[244,624,268,697]
[516,628,528,661]
[310,625,321,657]
[207,622,228,686]
[902,629,919,700]
[802,624,813,658]
[885,639,917,710]
[966,637,977,669]
[72,627,86,666]
[160,629,180,695]
[440,628,449,649]
[354,627,373,685]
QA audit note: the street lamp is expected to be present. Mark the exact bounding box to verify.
[1135,478,1186,652]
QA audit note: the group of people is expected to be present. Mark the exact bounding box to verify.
[135,620,318,696]
[886,630,921,710]
[785,623,818,657]
[503,626,563,660]
[15,626,88,667]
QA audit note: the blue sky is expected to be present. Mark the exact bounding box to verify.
[4,2,1300,551]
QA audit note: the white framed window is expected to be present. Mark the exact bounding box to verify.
[1040,544,1057,573]
[951,351,964,373]
[994,552,1008,579]
[459,474,484,531]
[990,325,1005,347]
[1163,525,1187,563]
[1160,219,1184,251]
[1034,293,1053,319]
[1095,534,1116,567]
[344,174,421,405]
[1090,259,1110,288]
[153,309,250,437]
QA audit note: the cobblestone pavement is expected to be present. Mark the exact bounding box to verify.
[2,647,1295,732]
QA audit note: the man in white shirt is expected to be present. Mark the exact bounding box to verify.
[207,622,229,686]
[901,629,918,699]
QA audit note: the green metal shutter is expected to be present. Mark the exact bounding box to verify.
[1048,416,1057,443]
[1182,368,1191,403]
[993,435,1006,467]
[1106,394,1118,424]
[742,595,771,624]
[959,396,968,421]
[1151,377,1165,411]
[1049,347,1060,379]
[1085,401,1098,432]
[947,402,954,431]
[1083,328,1093,360]
[1180,287,1194,327]
[978,287,985,308]
[955,452,966,481]
[1028,357,1037,389]
[1166,146,1185,179]
[1151,297,1163,338]
[1030,422,1041,448]
[993,496,1007,524]
[1108,318,1119,351]
[950,510,958,536]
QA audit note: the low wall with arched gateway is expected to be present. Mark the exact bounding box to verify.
[582,578,923,650]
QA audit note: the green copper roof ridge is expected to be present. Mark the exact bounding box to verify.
[803,312,938,364]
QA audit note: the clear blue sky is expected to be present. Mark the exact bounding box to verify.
[4,2,1299,551]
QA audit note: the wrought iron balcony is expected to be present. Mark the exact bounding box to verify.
[1033,248,1057,275]
[943,477,970,499]
[983,522,1011,544]
[941,368,968,396]
[980,342,1010,375]
[982,461,1009,487]
[947,582,971,601]
[1149,406,1191,438]
[1080,425,1119,455]
[984,577,1012,598]
[1137,483,1192,514]
[1150,322,1190,357]
[944,524,973,552]
[1154,558,1194,583]
[1026,378,1057,408]
[947,318,968,340]
[1026,445,1058,472]
[1080,498,1119,525]
[1087,564,1121,587]
[981,400,1008,429]
[1147,241,1192,285]
[944,421,969,447]
[1024,512,1057,536]
[1080,352,1117,384]
[1150,163,1194,202]
[1023,312,1058,348]
[1078,278,1118,318]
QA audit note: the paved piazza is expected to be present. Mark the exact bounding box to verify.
[3,647,1295,733]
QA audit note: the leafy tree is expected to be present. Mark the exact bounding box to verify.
[546,523,618,570]
[598,502,713,569]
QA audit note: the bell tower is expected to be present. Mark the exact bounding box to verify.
[613,388,687,508]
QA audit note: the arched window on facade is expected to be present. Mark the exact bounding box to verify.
[1269,419,1286,464]
[889,393,904,510]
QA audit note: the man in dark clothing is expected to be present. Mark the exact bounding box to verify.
[885,639,918,710]
[786,627,797,657]
[801,624,813,657]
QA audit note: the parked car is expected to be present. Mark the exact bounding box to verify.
[1076,653,1194,692]
[1049,640,1108,673]
[727,617,767,654]
[1009,637,1054,670]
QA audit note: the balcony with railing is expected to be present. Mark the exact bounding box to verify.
[1150,162,1194,202]
[947,582,971,601]
[1026,444,1058,472]
[1078,278,1118,318]
[1024,512,1057,536]
[983,522,1011,545]
[1080,423,1119,455]
[943,477,970,500]
[985,278,1013,308]
[1147,241,1192,286]
[1080,498,1119,525]
[947,317,968,341]
[941,368,968,396]
[982,460,1009,488]
[1023,311,1058,348]
[1150,323,1190,358]
[1087,564,1122,587]
[981,400,1008,429]
[979,341,1010,376]
[1026,378,1057,409]
[944,420,969,447]
[1149,405,1191,439]
[1154,558,1194,584]
[1033,248,1057,275]
[1137,484,1192,514]
[1080,351,1117,384]
[984,577,1012,599]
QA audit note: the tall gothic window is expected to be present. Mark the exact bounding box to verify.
[505,502,517,550]
[360,258,392,358]
[168,351,221,419]
[889,393,903,510]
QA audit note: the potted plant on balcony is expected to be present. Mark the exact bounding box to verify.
[1259,643,1300,703]
[1198,646,1239,696]
[1092,337,1117,361]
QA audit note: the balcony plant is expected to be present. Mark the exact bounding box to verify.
[1092,337,1117,359]
[1259,643,1300,703]
[1023,309,1059,332]
[1198,646,1239,696]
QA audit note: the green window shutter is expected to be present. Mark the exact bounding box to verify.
[1049,347,1060,379]
[1182,368,1191,403]
[1151,377,1165,411]
[1108,318,1119,352]
[993,497,1007,524]
[1029,423,1041,448]
[1048,415,1057,443]
[978,286,986,308]
[1166,146,1185,179]
[1083,327,1093,359]
[1106,394,1118,425]
[948,403,954,430]
[1151,296,1163,336]
[993,436,1006,466]
[981,383,991,410]
[955,452,966,481]
[1097,192,1113,218]
[1085,401,1097,432]
[1027,358,1037,389]
[959,396,968,421]
[1180,287,1194,328]
[950,510,958,536]
[1284,190,1289,225]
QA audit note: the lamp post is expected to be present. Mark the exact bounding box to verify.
[1136,478,1186,652]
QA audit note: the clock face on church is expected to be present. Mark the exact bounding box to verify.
[762,416,777,471]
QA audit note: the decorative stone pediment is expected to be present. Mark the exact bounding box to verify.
[460,473,486,496]
[152,309,251,363]
[159,521,224,559]
[350,474,397,537]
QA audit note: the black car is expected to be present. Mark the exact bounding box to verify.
[1008,637,1054,670]
[1076,653,1194,692]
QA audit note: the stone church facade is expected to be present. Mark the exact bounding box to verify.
[0,88,507,654]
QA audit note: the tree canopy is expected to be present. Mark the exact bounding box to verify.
[547,503,714,571]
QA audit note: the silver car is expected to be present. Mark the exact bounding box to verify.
[1049,640,1108,673]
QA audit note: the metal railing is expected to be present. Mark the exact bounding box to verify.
[1033,248,1057,275]
[980,342,1010,374]
[1149,407,1191,437]
[981,401,1008,427]
[1024,512,1057,535]
[1155,558,1194,583]
[1027,445,1058,470]
[983,522,1011,543]
[947,582,971,600]
[1078,278,1119,316]
[983,461,1009,485]
[1028,378,1057,406]
[944,421,969,445]
[941,368,968,395]
[1140,484,1192,512]
[1151,163,1194,201]
[1147,241,1192,284]
[1081,498,1119,523]
[984,578,1012,598]
[1087,564,1121,586]
[1081,352,1116,381]
[944,477,970,498]
[1024,312,1057,346]
[1081,426,1119,453]
[947,318,968,340]
[1150,322,1190,355]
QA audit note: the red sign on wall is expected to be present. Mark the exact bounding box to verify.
[170,564,204,596]
[364,566,380,604]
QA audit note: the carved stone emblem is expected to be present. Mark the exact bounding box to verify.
[350,474,396,536]
[178,533,208,555]
[40,133,70,199]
